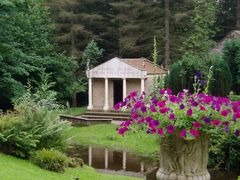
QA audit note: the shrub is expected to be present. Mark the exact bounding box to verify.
[0,74,71,158]
[209,133,240,170]
[68,157,84,168]
[166,54,232,96]
[223,39,240,94]
[0,108,71,158]
[32,149,69,172]
[207,54,232,96]
[166,54,205,94]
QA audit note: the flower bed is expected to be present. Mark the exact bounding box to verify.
[115,88,240,141]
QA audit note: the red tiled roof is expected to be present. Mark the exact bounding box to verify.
[120,58,167,75]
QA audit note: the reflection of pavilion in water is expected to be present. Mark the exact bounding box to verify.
[88,146,145,172]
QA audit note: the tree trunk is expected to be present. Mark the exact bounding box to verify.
[164,0,170,69]
[237,0,240,30]
[70,8,78,107]
[156,131,210,180]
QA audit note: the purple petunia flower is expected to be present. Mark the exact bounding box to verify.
[203,117,211,125]
[196,71,202,79]
[233,116,237,122]
[186,108,193,116]
[145,116,153,123]
[141,106,147,113]
[167,125,175,134]
[152,98,158,105]
[168,113,175,120]
[200,80,206,86]
[150,105,157,112]
[235,129,240,137]
[179,104,185,110]
[224,126,229,133]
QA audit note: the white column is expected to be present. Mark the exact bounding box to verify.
[122,151,127,170]
[103,78,109,111]
[140,162,144,172]
[123,78,127,100]
[141,78,145,93]
[88,146,92,166]
[87,78,93,110]
[104,148,108,169]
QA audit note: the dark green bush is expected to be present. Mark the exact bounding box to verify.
[228,95,240,101]
[32,149,69,172]
[0,108,71,158]
[223,39,240,94]
[207,54,232,96]
[166,54,205,94]
[166,54,232,96]
[209,133,240,170]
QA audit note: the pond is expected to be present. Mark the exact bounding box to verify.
[68,145,239,180]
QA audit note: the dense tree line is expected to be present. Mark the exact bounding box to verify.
[47,0,239,64]
[0,0,80,109]
[1,0,240,109]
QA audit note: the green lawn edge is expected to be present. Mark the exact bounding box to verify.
[0,153,140,180]
[67,124,160,160]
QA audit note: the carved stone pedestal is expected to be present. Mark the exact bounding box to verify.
[156,132,210,180]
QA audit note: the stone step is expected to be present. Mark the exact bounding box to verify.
[60,115,112,125]
[80,114,129,121]
[85,111,129,117]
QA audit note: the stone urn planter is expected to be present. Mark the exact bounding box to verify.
[156,131,210,180]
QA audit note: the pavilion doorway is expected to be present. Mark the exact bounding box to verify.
[113,80,123,105]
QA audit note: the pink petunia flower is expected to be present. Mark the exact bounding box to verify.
[157,128,164,136]
[212,119,221,126]
[193,122,202,129]
[118,127,128,136]
[168,113,175,120]
[180,130,187,138]
[157,100,166,108]
[160,107,170,114]
[220,110,229,117]
[132,113,139,120]
[199,105,206,111]
[190,129,199,137]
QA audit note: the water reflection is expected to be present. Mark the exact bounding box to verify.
[68,145,239,180]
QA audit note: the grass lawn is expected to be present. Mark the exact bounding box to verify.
[67,124,159,159]
[0,153,140,180]
[60,106,87,116]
